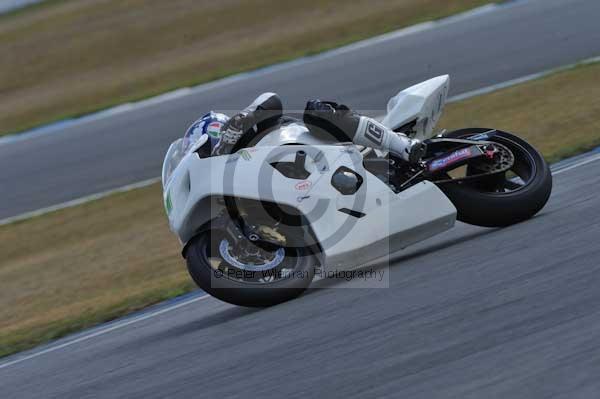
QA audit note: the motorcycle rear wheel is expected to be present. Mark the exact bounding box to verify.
[436,128,552,227]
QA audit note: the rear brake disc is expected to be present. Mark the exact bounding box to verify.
[433,142,514,184]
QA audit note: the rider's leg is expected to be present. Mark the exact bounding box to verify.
[353,117,427,163]
[303,100,426,163]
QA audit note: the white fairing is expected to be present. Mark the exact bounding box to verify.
[162,138,184,187]
[163,131,456,272]
[255,122,333,147]
[381,75,450,140]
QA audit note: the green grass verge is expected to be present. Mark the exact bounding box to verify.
[440,61,600,163]
[2,60,600,359]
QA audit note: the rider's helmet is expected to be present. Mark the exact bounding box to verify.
[182,111,230,154]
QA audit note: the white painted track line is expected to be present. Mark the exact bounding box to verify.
[2,148,599,370]
[552,152,600,175]
[0,177,161,226]
[0,294,211,370]
[448,55,600,103]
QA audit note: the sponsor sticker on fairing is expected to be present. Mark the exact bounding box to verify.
[365,121,384,145]
[295,180,312,190]
[428,147,473,172]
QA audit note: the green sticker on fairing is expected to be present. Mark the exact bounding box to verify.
[239,149,251,161]
[165,191,173,214]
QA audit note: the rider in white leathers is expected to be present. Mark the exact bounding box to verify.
[196,92,427,163]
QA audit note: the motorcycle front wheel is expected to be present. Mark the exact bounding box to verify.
[185,230,316,307]
[435,128,552,227]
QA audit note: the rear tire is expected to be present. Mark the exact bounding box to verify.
[436,128,552,227]
[185,231,316,307]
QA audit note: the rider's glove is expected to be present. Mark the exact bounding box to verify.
[212,111,255,156]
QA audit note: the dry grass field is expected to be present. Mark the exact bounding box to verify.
[0,183,191,357]
[0,0,490,136]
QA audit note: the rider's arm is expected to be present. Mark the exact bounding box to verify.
[212,93,283,156]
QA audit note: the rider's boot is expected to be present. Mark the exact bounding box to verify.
[353,117,427,164]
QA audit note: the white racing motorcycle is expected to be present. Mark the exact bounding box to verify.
[162,76,552,307]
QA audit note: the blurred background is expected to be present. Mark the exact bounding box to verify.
[2,1,600,398]
[0,0,488,135]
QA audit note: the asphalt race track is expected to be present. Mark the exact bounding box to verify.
[3,0,600,398]
[2,0,600,219]
[2,153,600,398]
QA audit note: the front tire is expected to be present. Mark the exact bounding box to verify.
[185,231,316,307]
[437,128,552,227]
